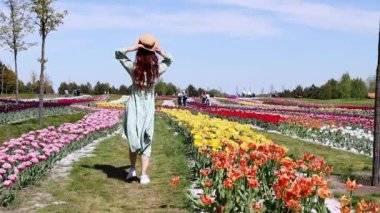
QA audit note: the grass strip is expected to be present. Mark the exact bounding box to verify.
[255,129,372,175]
[34,115,190,212]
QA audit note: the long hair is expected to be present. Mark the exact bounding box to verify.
[134,48,159,90]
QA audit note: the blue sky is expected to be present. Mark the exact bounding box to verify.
[0,0,379,94]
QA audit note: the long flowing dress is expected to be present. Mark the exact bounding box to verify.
[115,49,173,157]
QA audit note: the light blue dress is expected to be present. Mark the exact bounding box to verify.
[115,49,173,157]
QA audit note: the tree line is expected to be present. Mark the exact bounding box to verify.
[279,73,371,99]
[57,79,227,97]
[0,63,53,94]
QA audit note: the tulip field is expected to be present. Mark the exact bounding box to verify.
[0,95,378,212]
[159,97,379,212]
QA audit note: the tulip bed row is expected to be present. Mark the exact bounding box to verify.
[160,108,335,212]
[0,95,109,114]
[95,102,125,109]
[187,102,374,156]
[0,109,123,205]
[216,98,373,119]
[259,98,374,110]
[162,108,380,212]
[0,107,80,125]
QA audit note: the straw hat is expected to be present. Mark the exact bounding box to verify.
[138,34,159,51]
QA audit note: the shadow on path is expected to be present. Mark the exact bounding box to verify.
[81,164,140,182]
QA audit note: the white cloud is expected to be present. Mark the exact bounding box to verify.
[204,0,380,32]
[60,2,279,38]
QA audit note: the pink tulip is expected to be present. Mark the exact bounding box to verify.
[2,163,11,169]
[3,180,12,188]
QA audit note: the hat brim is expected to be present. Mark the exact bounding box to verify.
[140,45,156,52]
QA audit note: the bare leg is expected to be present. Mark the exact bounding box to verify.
[129,149,137,169]
[141,154,150,176]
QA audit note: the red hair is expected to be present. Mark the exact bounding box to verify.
[134,48,159,90]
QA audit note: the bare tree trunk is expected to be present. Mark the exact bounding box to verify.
[372,23,380,186]
[1,66,3,95]
[14,51,19,104]
[38,36,46,125]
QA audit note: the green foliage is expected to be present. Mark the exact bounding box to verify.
[292,85,303,97]
[303,84,319,98]
[319,79,340,99]
[279,73,370,100]
[351,78,367,98]
[0,0,35,52]
[93,81,110,95]
[58,82,68,94]
[0,63,26,94]
[186,84,198,97]
[154,79,167,95]
[30,0,67,38]
[118,84,131,95]
[339,73,351,98]
[79,82,92,94]
[154,79,179,95]
[367,76,375,93]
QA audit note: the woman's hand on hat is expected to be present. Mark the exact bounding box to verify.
[153,46,163,56]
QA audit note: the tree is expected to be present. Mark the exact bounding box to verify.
[67,81,77,93]
[373,23,380,186]
[187,84,197,97]
[368,76,376,93]
[339,73,352,98]
[319,81,333,99]
[350,78,367,98]
[79,82,92,94]
[119,84,130,95]
[2,67,16,93]
[0,0,35,103]
[31,0,67,125]
[0,62,4,95]
[58,81,68,94]
[304,84,320,99]
[93,81,109,94]
[27,70,38,93]
[292,85,304,98]
[166,82,178,95]
[154,79,166,95]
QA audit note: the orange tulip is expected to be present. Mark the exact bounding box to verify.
[312,174,327,187]
[205,179,212,188]
[346,179,360,191]
[317,185,332,199]
[356,199,370,212]
[285,199,302,212]
[170,176,180,186]
[200,194,214,206]
[223,178,234,189]
[251,202,263,211]
[247,178,260,188]
[200,169,211,176]
[340,206,351,213]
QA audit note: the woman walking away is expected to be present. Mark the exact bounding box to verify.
[115,34,173,184]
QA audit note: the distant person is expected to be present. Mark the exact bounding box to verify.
[205,93,211,106]
[182,90,188,106]
[115,34,173,184]
[201,91,207,104]
[177,91,183,106]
